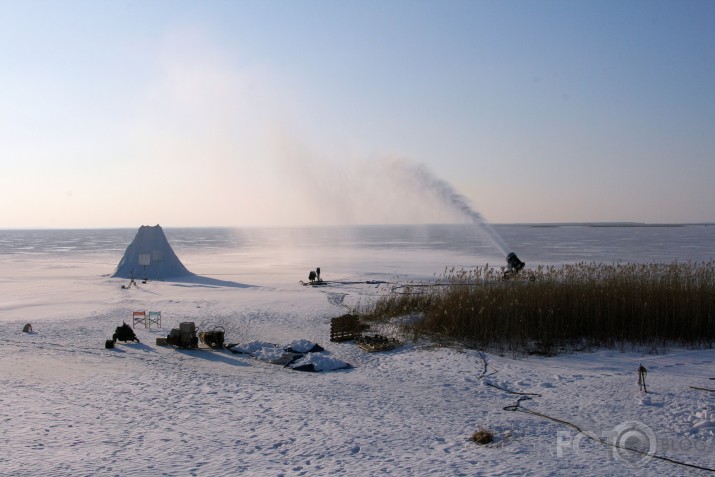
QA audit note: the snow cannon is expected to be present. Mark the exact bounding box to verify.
[506,252,525,273]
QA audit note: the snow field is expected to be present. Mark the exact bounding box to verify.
[1,241,714,476]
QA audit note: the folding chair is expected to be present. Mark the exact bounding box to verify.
[132,310,147,328]
[147,311,162,328]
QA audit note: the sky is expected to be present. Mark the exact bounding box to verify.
[1,0,714,228]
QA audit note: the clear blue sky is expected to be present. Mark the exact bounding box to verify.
[1,0,713,228]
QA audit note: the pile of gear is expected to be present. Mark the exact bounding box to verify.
[198,326,225,349]
[103,320,351,372]
[156,322,224,349]
[165,322,199,349]
[106,322,140,348]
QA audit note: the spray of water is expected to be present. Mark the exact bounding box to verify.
[265,134,514,257]
[386,158,512,256]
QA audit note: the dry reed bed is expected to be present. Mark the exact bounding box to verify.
[358,262,715,355]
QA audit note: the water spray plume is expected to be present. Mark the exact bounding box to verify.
[388,158,512,255]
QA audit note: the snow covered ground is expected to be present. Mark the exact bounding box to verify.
[1,225,714,476]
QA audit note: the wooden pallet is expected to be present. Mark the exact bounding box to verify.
[330,314,369,342]
[355,335,399,352]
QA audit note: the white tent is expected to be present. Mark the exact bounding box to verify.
[112,225,193,280]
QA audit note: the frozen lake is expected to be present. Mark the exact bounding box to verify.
[2,223,714,285]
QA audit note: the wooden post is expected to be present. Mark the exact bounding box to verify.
[638,364,648,393]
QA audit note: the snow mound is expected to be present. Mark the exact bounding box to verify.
[230,340,276,355]
[228,340,348,372]
[253,347,295,365]
[289,353,352,372]
[284,339,325,353]
[112,224,193,279]
[692,410,715,436]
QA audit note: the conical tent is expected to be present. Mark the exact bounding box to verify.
[112,225,193,279]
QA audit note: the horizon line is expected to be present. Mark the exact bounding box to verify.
[1,221,714,231]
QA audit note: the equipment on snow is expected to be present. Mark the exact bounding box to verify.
[113,322,140,343]
[165,322,199,349]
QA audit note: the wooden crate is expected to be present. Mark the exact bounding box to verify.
[330,314,369,342]
[355,335,399,352]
